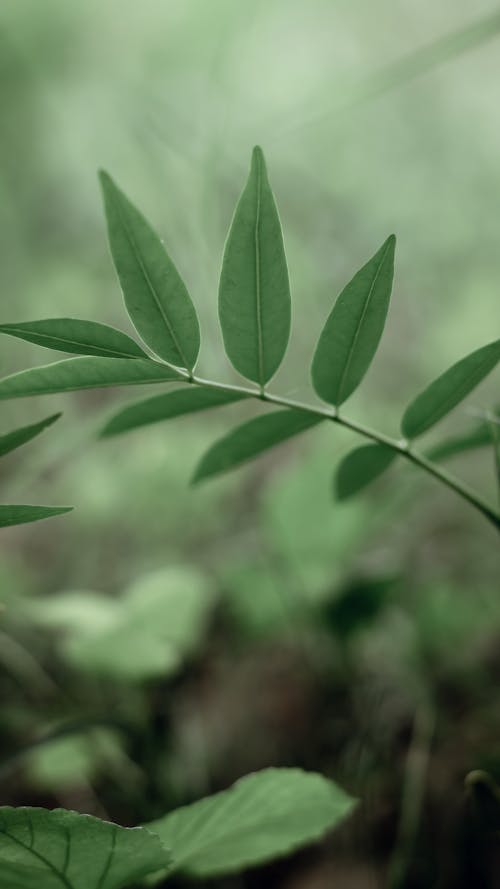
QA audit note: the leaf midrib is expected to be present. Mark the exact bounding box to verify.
[1,327,141,360]
[0,823,72,889]
[254,154,264,387]
[109,186,189,370]
[336,239,391,404]
[168,800,349,871]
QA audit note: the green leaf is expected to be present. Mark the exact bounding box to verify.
[101,387,246,438]
[0,319,147,359]
[0,414,61,458]
[146,768,355,878]
[100,172,200,371]
[0,358,182,400]
[426,423,493,461]
[401,340,500,439]
[335,443,396,500]
[0,505,73,528]
[312,236,396,406]
[192,409,323,484]
[0,806,171,889]
[37,568,214,682]
[218,146,291,386]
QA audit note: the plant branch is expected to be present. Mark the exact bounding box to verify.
[174,370,500,530]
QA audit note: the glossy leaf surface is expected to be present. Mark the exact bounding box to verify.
[100,172,200,370]
[219,147,291,385]
[192,409,322,484]
[147,768,355,878]
[0,319,146,359]
[402,339,500,439]
[312,236,395,406]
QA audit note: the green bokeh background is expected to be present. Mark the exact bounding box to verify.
[0,2,499,885]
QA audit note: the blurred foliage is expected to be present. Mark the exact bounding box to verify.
[1,1,500,887]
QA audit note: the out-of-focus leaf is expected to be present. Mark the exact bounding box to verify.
[0,358,182,400]
[0,413,61,458]
[192,409,323,484]
[101,387,247,438]
[427,423,493,461]
[219,146,291,386]
[146,768,355,878]
[0,319,147,358]
[335,443,396,500]
[322,576,396,639]
[0,505,72,528]
[100,172,200,370]
[401,340,500,439]
[0,806,171,889]
[37,568,214,682]
[27,729,125,792]
[312,236,395,406]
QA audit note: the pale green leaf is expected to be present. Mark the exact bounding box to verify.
[0,358,181,400]
[192,409,323,484]
[101,387,246,438]
[312,236,395,406]
[146,768,355,878]
[0,319,146,359]
[0,506,72,528]
[401,340,500,439]
[335,443,396,500]
[0,414,61,458]
[0,806,171,889]
[100,172,200,370]
[39,568,214,681]
[218,146,291,386]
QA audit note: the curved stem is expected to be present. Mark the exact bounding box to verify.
[175,370,500,530]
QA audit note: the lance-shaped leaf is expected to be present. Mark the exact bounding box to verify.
[427,422,494,461]
[312,236,396,406]
[335,443,397,500]
[401,339,500,439]
[0,319,147,359]
[146,768,355,878]
[192,409,323,484]
[0,505,73,528]
[100,172,200,371]
[101,387,247,438]
[0,806,171,889]
[218,146,291,386]
[0,413,61,458]
[0,358,182,400]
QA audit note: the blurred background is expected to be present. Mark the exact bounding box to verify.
[1,1,500,887]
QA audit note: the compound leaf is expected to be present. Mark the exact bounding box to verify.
[401,340,500,439]
[0,414,61,458]
[312,236,395,406]
[0,358,182,400]
[219,146,291,386]
[0,806,171,889]
[0,505,73,528]
[192,409,323,484]
[146,768,355,878]
[335,443,396,500]
[100,172,200,371]
[101,387,246,438]
[0,319,146,359]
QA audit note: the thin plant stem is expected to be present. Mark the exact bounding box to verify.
[164,367,500,530]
